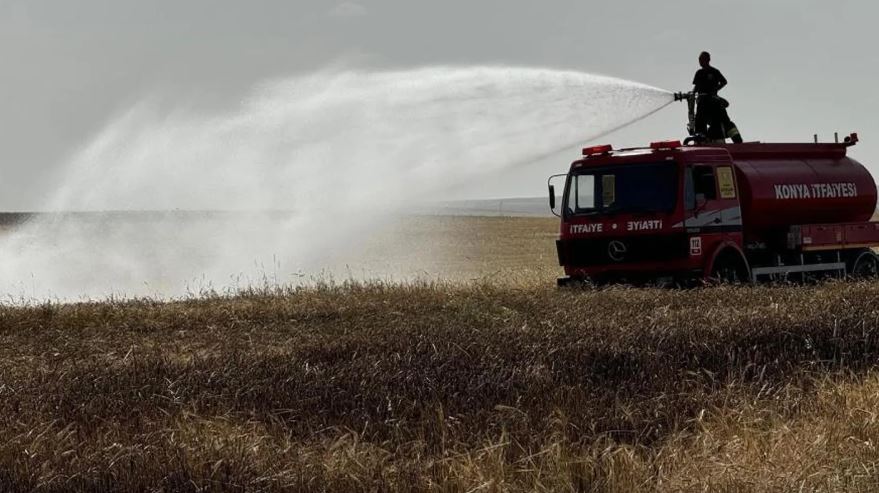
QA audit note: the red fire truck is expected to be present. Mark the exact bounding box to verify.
[548,130,879,285]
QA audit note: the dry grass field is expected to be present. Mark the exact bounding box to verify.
[3,216,879,492]
[342,216,561,282]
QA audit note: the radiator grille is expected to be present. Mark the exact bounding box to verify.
[557,234,690,267]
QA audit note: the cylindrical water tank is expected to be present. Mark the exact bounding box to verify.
[733,151,877,231]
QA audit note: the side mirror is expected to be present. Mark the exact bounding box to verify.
[547,174,566,218]
[696,193,707,207]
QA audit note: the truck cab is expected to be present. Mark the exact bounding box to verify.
[552,141,744,285]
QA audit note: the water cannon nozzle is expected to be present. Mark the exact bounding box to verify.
[673,91,693,102]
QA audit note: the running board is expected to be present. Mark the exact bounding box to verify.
[750,262,846,282]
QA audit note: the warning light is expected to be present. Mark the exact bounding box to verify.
[582,144,613,156]
[650,140,682,150]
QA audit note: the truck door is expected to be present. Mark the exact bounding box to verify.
[685,164,743,236]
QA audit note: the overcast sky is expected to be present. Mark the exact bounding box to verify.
[1,0,877,209]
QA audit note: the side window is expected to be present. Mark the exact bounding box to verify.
[693,165,717,200]
[576,175,595,210]
[566,177,576,214]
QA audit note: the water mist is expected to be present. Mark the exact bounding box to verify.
[0,66,672,301]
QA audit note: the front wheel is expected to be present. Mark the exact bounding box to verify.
[709,252,751,284]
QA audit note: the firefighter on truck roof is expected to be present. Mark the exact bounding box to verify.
[693,51,743,144]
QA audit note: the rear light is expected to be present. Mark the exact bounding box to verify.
[582,144,613,156]
[650,140,682,150]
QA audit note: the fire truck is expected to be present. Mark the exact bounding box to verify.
[549,97,879,285]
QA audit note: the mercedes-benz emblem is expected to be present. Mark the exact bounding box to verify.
[608,240,628,262]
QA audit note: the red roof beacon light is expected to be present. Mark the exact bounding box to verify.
[650,140,682,150]
[582,144,613,156]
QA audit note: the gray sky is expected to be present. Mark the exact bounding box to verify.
[1,0,877,209]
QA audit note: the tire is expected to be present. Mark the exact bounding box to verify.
[557,277,592,289]
[710,251,751,284]
[850,250,879,279]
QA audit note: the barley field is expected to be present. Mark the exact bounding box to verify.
[2,216,879,492]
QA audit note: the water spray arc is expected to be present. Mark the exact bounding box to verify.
[0,67,672,301]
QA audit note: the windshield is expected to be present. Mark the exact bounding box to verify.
[565,162,678,215]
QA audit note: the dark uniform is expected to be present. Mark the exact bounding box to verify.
[693,66,726,97]
[693,66,742,143]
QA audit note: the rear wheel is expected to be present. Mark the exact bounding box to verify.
[850,250,879,278]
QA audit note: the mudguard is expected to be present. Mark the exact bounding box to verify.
[704,241,751,280]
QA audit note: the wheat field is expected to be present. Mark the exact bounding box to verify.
[2,216,879,492]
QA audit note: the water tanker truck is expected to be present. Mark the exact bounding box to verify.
[548,100,879,285]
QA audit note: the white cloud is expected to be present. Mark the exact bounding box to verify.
[329,2,368,18]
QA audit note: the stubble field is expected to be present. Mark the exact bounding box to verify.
[3,215,879,492]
